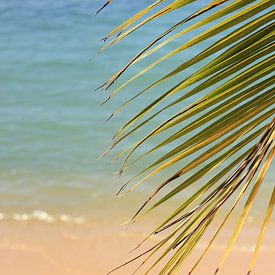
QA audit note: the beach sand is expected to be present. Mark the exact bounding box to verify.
[0,221,274,275]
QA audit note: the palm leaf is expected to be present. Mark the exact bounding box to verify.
[98,0,274,273]
[247,185,275,275]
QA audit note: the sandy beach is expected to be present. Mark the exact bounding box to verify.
[0,220,274,275]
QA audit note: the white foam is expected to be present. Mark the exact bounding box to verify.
[13,213,31,221]
[0,213,5,220]
[59,214,71,222]
[0,210,86,225]
[32,210,54,223]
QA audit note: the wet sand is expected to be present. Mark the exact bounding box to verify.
[0,221,274,275]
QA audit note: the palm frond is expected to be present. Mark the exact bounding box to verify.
[247,185,275,275]
[98,0,274,273]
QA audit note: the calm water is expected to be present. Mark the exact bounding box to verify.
[0,0,273,224]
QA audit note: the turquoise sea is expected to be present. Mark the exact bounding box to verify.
[0,0,273,225]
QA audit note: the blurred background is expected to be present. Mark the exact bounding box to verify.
[0,0,213,225]
[0,0,149,224]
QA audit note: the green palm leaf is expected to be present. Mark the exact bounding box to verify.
[97,0,274,274]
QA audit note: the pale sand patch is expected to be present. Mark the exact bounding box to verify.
[0,221,274,275]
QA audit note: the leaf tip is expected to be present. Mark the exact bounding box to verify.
[96,0,112,15]
[107,113,114,121]
[101,96,111,105]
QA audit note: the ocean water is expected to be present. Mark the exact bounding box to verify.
[0,0,273,225]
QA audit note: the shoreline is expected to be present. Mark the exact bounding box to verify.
[0,220,274,275]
